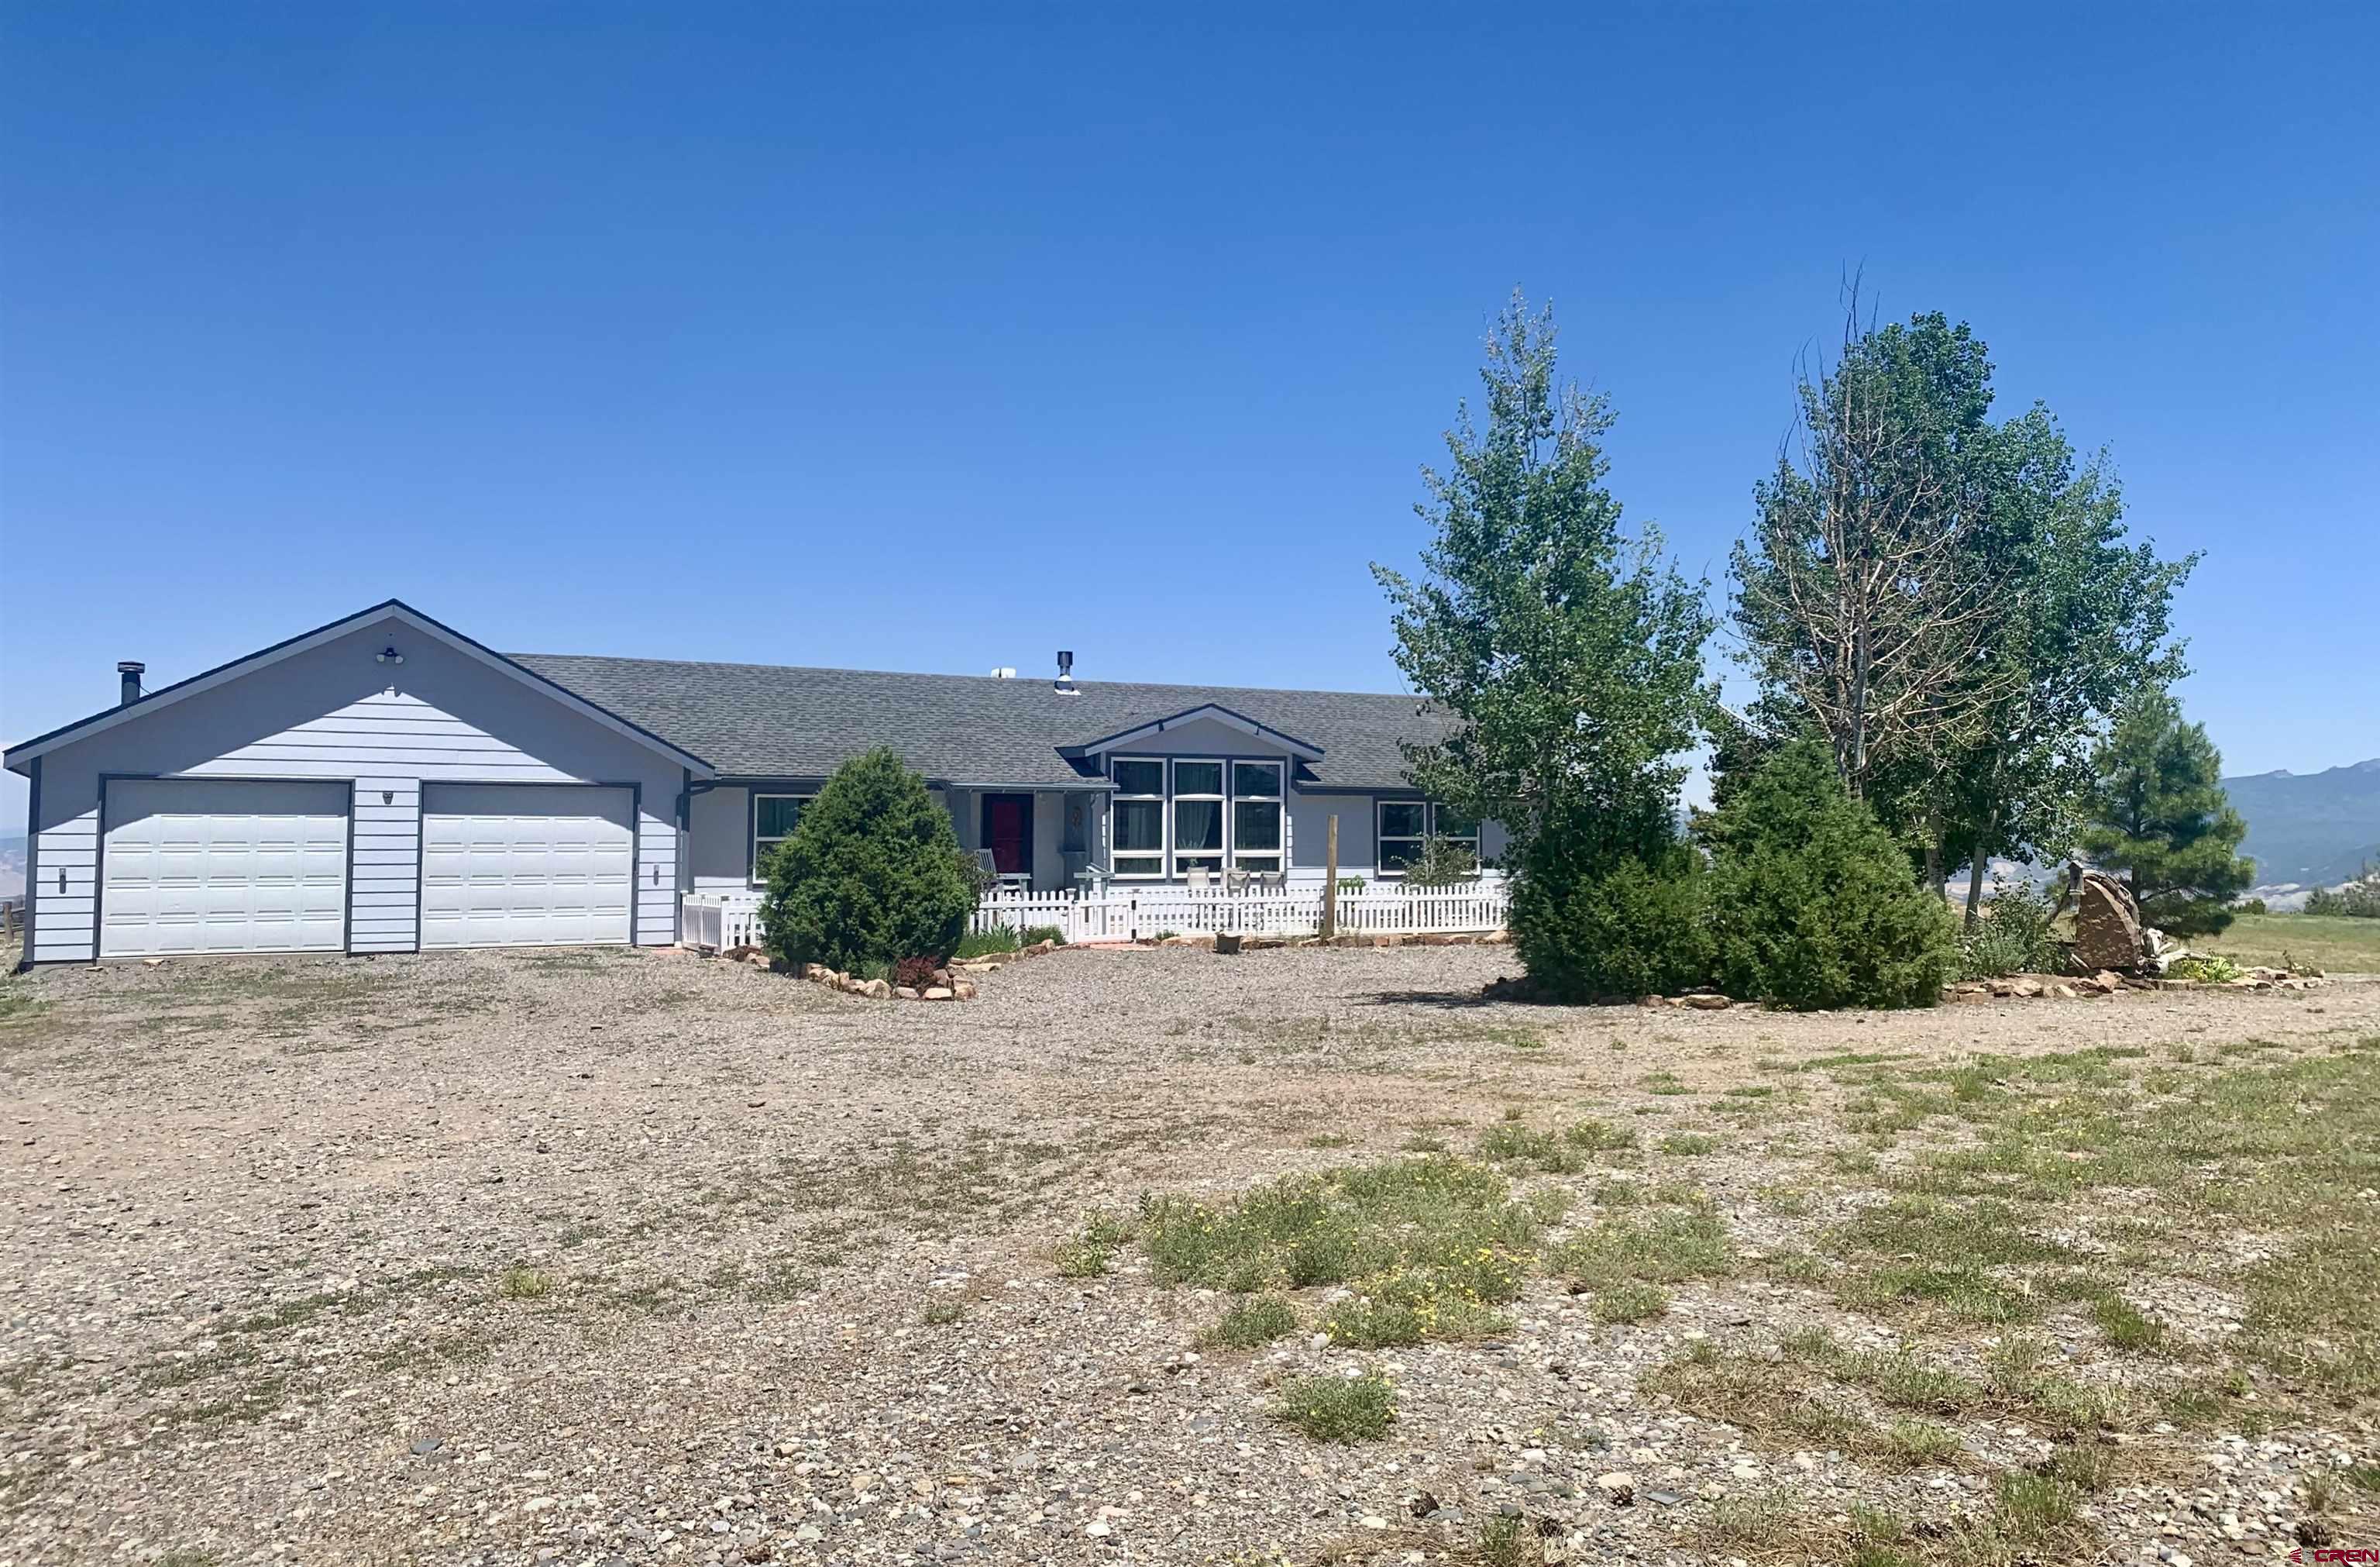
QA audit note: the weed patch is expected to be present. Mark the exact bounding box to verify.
[1273,1372,1395,1443]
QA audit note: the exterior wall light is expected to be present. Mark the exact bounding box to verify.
[376,646,405,666]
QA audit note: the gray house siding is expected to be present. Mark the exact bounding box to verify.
[25,614,683,961]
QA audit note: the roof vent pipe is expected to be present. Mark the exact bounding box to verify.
[117,660,145,707]
[1054,649,1078,696]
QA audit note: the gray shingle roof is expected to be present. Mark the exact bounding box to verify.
[508,653,1445,790]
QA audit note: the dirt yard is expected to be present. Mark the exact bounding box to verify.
[2,944,2376,1566]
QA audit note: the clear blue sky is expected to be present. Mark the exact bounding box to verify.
[5,3,2375,830]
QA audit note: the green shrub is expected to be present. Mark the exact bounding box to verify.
[1512,823,1714,1001]
[1020,923,1066,945]
[1699,742,1958,1009]
[1402,834,1482,887]
[2306,863,2380,918]
[1205,1294,1298,1348]
[758,748,978,973]
[952,927,1019,959]
[1959,876,2062,980]
[1273,1372,1395,1442]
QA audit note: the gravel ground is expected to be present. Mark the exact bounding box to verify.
[2,944,2376,1566]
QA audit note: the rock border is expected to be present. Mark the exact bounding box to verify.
[1945,964,2327,1003]
[704,946,978,1001]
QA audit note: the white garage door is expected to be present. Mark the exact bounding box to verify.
[101,779,350,958]
[420,784,635,949]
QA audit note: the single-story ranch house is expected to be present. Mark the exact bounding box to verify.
[5,601,1505,963]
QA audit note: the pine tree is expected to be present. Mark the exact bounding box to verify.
[2078,693,2253,935]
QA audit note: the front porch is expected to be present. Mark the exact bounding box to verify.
[689,781,1102,898]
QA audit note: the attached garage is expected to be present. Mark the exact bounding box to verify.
[99,778,351,957]
[8,601,712,965]
[420,783,637,949]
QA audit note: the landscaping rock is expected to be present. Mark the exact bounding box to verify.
[2072,867,2149,970]
[1680,993,1732,1011]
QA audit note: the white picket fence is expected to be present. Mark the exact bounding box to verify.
[683,891,765,952]
[682,882,1511,952]
[968,882,1510,945]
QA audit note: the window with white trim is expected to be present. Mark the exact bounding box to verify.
[1111,758,1165,879]
[753,793,814,882]
[1231,760,1283,873]
[1376,800,1480,874]
[1171,759,1225,875]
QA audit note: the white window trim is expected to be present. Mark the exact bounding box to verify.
[1169,757,1227,876]
[1109,756,1167,880]
[752,792,815,885]
[1375,800,1479,878]
[1230,759,1285,873]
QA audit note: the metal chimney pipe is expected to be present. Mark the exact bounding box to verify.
[117,661,146,707]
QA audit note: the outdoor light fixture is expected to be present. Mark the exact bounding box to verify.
[376,646,405,666]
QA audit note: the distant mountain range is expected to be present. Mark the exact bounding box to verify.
[2226,759,2380,897]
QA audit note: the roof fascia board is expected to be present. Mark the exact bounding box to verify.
[1061,704,1326,762]
[5,600,716,777]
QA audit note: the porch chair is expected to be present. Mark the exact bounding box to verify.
[1184,866,1212,890]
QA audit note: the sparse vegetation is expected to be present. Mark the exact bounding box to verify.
[1271,1372,1395,1443]
[1206,1294,1299,1348]
[11,927,2378,1565]
[1135,1155,1540,1337]
[1055,1211,1134,1278]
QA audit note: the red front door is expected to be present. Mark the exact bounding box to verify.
[983,794,1032,879]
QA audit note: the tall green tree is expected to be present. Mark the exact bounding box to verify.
[2078,692,2253,935]
[1933,414,2196,922]
[1731,301,2195,904]
[1372,291,1712,867]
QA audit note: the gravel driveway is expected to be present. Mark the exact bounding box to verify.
[3,944,2375,1565]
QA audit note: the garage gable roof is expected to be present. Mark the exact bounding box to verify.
[2,600,717,777]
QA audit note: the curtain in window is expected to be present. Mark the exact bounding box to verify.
[1175,799,1223,852]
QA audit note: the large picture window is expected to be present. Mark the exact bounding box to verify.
[1171,759,1225,875]
[752,793,814,882]
[1231,760,1283,873]
[1376,800,1480,874]
[1111,758,1165,879]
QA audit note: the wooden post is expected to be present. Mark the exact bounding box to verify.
[1322,814,1339,939]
